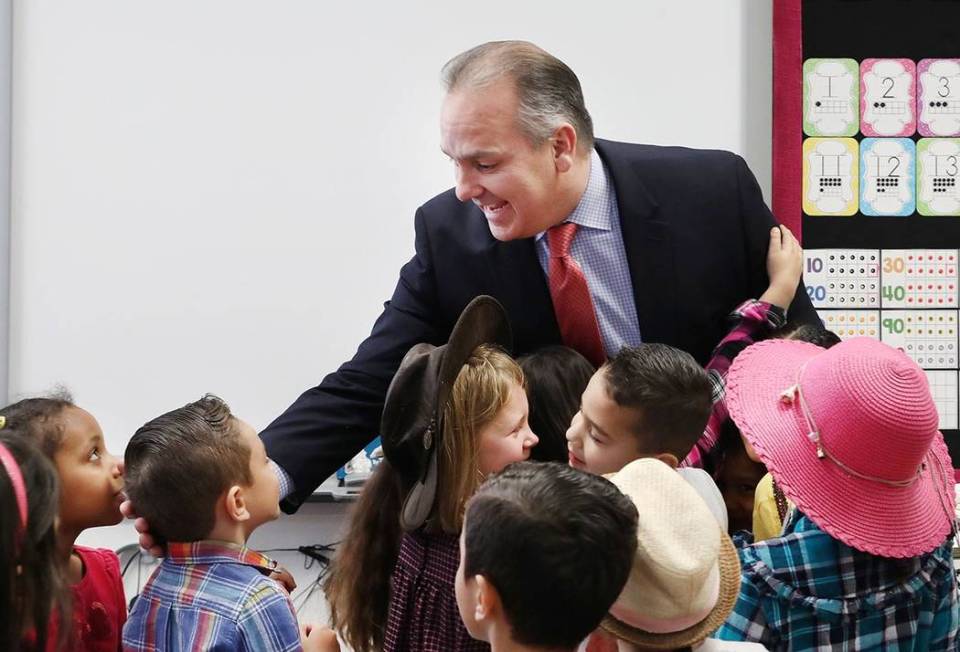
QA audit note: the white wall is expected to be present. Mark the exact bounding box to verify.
[10,0,772,623]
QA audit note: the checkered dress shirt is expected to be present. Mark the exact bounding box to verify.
[123,541,301,652]
[535,148,642,358]
[715,512,959,650]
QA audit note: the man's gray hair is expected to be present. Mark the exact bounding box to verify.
[441,41,594,151]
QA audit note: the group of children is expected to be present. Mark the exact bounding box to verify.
[0,391,342,651]
[1,224,958,651]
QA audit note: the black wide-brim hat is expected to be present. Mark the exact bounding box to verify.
[381,295,512,531]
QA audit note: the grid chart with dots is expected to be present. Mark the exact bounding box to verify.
[807,248,960,429]
[803,58,960,217]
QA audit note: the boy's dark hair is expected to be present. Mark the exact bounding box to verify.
[463,461,638,649]
[602,344,712,460]
[770,323,842,349]
[518,346,594,463]
[0,389,76,458]
[124,395,252,543]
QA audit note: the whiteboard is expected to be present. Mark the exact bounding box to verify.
[10,1,772,482]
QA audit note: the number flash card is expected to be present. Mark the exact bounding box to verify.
[861,58,916,137]
[804,58,859,136]
[817,309,880,340]
[803,138,859,215]
[917,138,960,216]
[880,310,958,369]
[860,138,915,216]
[918,59,960,137]
[804,249,880,307]
[881,249,959,308]
[925,370,959,430]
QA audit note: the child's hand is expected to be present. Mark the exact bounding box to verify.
[300,624,340,652]
[760,225,803,310]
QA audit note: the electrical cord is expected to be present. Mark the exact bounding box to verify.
[117,540,340,615]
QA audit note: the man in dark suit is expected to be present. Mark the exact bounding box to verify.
[260,40,818,511]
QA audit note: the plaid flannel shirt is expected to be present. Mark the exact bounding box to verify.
[682,299,786,468]
[122,541,301,652]
[715,512,959,651]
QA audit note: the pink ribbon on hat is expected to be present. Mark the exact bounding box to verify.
[0,441,27,540]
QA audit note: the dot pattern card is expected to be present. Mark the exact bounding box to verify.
[860,138,916,216]
[925,370,959,430]
[861,58,916,137]
[817,309,881,339]
[880,309,958,369]
[803,138,859,216]
[803,249,880,308]
[804,58,859,136]
[918,59,960,137]
[880,249,959,308]
[917,138,960,216]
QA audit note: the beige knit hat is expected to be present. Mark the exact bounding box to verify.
[600,459,741,649]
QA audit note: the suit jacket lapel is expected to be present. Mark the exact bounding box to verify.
[488,235,563,356]
[595,140,678,347]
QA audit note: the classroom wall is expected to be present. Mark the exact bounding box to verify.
[9,0,773,622]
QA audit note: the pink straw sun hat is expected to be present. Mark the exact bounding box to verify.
[726,337,955,558]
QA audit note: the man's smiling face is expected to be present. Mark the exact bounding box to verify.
[440,77,566,241]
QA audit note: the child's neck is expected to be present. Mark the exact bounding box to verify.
[57,526,83,585]
[489,627,574,652]
[205,517,251,547]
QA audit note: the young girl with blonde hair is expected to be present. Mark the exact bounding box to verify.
[325,296,538,652]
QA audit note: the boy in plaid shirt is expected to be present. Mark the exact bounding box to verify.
[122,395,338,652]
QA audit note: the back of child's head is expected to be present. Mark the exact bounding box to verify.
[602,343,712,460]
[462,461,638,649]
[769,322,841,349]
[0,390,76,458]
[518,346,594,463]
[0,429,69,652]
[125,394,250,543]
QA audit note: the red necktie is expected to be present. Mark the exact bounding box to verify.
[546,222,606,367]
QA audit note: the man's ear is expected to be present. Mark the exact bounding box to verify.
[551,123,578,173]
[474,574,501,623]
[654,452,679,469]
[223,485,251,523]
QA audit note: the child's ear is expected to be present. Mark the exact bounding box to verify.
[474,575,501,623]
[654,452,679,469]
[223,485,251,523]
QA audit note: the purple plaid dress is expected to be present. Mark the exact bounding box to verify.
[383,530,490,652]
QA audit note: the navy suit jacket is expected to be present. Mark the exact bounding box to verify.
[262,139,818,510]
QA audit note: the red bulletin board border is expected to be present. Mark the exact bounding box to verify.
[772,0,803,240]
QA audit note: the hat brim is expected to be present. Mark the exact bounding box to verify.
[401,450,438,531]
[398,295,512,531]
[726,339,954,558]
[437,295,513,408]
[599,527,741,649]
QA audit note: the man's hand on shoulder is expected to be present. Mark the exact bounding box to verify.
[120,499,166,558]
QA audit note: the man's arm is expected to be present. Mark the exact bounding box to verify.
[261,207,443,512]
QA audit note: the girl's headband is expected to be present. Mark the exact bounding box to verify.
[0,417,28,537]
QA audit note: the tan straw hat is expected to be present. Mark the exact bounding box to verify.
[600,459,741,649]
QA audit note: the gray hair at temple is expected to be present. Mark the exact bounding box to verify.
[441,41,595,152]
